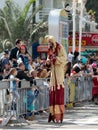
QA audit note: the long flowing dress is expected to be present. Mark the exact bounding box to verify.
[48,43,67,123]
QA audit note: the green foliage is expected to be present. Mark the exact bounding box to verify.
[22,0,35,21]
[0,0,47,48]
[0,0,30,43]
[30,21,48,42]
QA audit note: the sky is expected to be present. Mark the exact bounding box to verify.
[0,0,28,9]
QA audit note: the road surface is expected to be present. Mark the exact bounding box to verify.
[1,101,98,129]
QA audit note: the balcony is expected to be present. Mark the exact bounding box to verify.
[36,8,54,22]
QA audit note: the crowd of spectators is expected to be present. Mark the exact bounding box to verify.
[0,39,51,80]
[0,38,98,120]
[0,39,51,121]
[66,50,98,78]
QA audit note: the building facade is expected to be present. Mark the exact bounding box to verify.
[35,0,87,23]
[35,0,69,22]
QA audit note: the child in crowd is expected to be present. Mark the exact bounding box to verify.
[9,68,20,103]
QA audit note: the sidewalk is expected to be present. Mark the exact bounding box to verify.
[0,101,98,129]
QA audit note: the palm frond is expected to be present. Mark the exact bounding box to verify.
[22,0,36,21]
[30,21,47,38]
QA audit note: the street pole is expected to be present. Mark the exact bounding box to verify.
[62,0,65,8]
[72,0,77,53]
[78,0,83,60]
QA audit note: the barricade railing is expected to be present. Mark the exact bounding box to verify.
[64,75,93,104]
[0,81,9,116]
[0,75,93,126]
[34,78,49,111]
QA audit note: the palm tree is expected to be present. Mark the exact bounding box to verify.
[30,21,48,42]
[0,0,36,42]
[0,0,48,49]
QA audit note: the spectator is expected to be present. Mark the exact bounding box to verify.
[0,50,10,72]
[73,60,81,71]
[93,67,98,75]
[28,56,35,73]
[72,51,79,65]
[3,68,10,79]
[30,70,39,79]
[17,45,30,71]
[9,68,20,104]
[33,57,41,69]
[81,64,90,74]
[38,68,49,78]
[9,39,22,67]
[68,51,74,63]
[64,62,72,78]
[0,70,3,80]
[89,54,96,64]
[2,50,10,69]
[16,62,35,117]
[16,63,33,85]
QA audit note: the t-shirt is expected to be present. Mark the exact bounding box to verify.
[9,47,20,67]
[10,75,17,92]
[18,54,29,70]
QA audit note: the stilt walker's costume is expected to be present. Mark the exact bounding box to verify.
[45,35,67,123]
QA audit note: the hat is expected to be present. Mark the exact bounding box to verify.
[4,49,9,55]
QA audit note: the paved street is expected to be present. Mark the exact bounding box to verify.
[1,101,98,129]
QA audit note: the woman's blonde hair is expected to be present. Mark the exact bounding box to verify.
[45,35,56,47]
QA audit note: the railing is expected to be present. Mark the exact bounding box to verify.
[64,76,93,105]
[0,76,93,126]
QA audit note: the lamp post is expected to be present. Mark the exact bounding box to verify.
[64,0,84,55]
[62,0,65,8]
[78,0,84,60]
[72,0,77,53]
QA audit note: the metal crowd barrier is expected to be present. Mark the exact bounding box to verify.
[0,76,93,126]
[34,78,49,111]
[64,76,93,104]
[0,81,9,116]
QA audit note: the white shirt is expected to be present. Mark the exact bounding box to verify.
[68,53,73,62]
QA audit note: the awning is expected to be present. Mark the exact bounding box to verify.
[69,46,85,52]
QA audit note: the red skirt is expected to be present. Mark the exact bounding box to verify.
[49,85,65,122]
